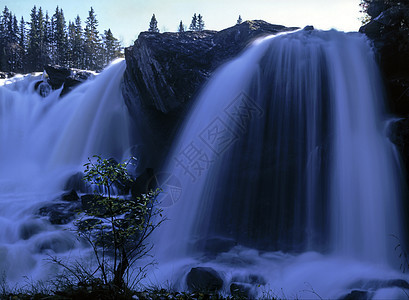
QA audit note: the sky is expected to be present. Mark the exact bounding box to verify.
[2,0,363,46]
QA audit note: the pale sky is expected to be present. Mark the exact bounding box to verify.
[2,0,363,46]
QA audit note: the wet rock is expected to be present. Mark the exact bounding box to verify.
[38,202,81,225]
[360,3,409,116]
[44,65,94,96]
[64,172,90,193]
[303,25,315,31]
[122,21,298,170]
[34,81,52,97]
[186,267,223,292]
[124,21,297,115]
[339,290,369,300]
[62,189,79,202]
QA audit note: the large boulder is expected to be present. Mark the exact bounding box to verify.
[123,20,297,115]
[122,21,298,168]
[44,65,95,96]
[186,267,224,292]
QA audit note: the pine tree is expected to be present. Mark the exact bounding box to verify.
[0,6,11,70]
[178,20,185,33]
[103,28,121,65]
[43,12,52,64]
[189,13,197,31]
[37,7,49,68]
[237,15,242,24]
[70,15,83,68]
[27,6,40,70]
[17,16,26,71]
[148,14,159,33]
[197,14,204,31]
[52,7,68,66]
[84,7,103,70]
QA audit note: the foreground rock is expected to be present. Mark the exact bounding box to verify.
[186,267,224,292]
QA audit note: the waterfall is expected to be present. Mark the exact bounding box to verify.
[149,30,407,298]
[0,60,132,282]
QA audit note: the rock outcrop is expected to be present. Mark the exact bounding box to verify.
[123,20,297,115]
[122,21,298,167]
[360,2,409,241]
[360,3,409,115]
[44,65,95,95]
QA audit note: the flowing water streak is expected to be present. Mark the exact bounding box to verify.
[0,60,131,282]
[149,30,405,297]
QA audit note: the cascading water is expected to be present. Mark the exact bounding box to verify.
[0,60,132,283]
[149,30,409,298]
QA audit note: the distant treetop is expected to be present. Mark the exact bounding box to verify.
[0,5,123,72]
[149,14,159,33]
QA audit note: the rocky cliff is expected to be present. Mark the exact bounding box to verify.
[123,20,298,115]
[122,20,298,167]
[360,2,409,180]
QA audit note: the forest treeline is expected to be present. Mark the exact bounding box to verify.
[0,6,122,73]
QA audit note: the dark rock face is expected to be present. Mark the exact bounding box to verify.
[186,267,224,292]
[62,189,79,202]
[122,21,298,168]
[361,4,409,241]
[44,65,95,96]
[123,21,297,115]
[360,4,409,116]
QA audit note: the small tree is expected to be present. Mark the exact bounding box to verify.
[178,20,185,33]
[197,14,205,31]
[189,13,197,31]
[237,15,242,25]
[53,155,164,294]
[148,14,159,33]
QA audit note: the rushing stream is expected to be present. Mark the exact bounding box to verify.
[0,30,408,298]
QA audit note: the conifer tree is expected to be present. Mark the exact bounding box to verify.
[52,7,68,66]
[237,15,243,24]
[17,16,26,71]
[70,15,83,68]
[148,14,159,33]
[178,20,185,32]
[189,13,197,31]
[84,7,102,70]
[197,14,204,31]
[27,6,40,70]
[103,28,121,65]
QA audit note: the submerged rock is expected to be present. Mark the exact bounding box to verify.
[339,290,369,300]
[186,267,224,292]
[62,189,79,202]
[38,201,80,225]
